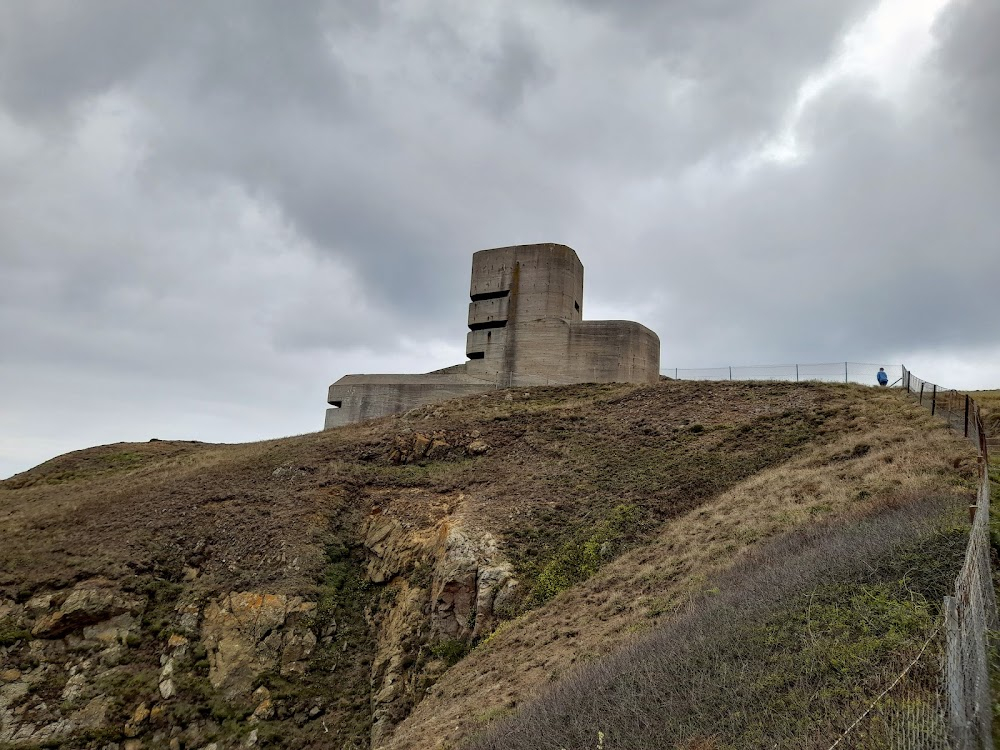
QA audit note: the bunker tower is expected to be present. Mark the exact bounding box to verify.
[325,243,660,428]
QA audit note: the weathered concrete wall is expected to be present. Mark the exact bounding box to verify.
[324,243,661,428]
[325,374,493,429]
[566,320,660,384]
[489,319,660,386]
[466,243,586,381]
[465,244,658,386]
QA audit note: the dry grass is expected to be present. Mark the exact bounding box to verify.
[971,390,1000,441]
[383,390,978,750]
[466,496,966,749]
[0,382,979,749]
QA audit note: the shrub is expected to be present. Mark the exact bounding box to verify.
[430,639,471,666]
[531,505,641,603]
[0,618,29,646]
[468,497,965,750]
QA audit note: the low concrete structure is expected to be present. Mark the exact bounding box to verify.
[325,243,660,428]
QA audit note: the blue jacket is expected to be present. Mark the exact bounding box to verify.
[877,370,888,384]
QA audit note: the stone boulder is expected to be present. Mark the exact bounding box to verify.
[200,592,317,700]
[31,580,144,639]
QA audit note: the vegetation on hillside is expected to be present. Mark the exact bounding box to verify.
[0,382,983,749]
[467,497,967,749]
[381,386,979,750]
[973,390,1000,441]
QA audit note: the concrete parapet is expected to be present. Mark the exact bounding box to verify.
[567,321,661,384]
[325,374,494,429]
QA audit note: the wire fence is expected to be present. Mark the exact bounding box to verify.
[903,369,987,447]
[905,367,997,750]
[829,366,997,749]
[827,630,951,749]
[662,361,904,386]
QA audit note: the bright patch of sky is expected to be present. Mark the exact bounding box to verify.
[758,0,954,165]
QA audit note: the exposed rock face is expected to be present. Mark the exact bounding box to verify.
[0,515,511,750]
[0,534,513,750]
[0,577,329,749]
[431,526,514,641]
[387,430,494,465]
[362,511,517,747]
[201,592,317,700]
[30,579,143,639]
[0,580,145,747]
[388,431,454,465]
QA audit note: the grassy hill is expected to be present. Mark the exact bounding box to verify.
[0,381,982,749]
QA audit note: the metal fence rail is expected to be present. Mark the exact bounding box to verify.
[663,362,903,386]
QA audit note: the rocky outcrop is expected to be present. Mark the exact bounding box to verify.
[362,511,517,747]
[200,592,317,700]
[0,579,146,747]
[430,525,515,641]
[387,430,491,465]
[0,578,327,749]
[30,579,144,639]
[0,526,513,750]
[0,510,514,750]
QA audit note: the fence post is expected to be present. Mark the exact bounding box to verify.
[845,362,848,383]
[964,395,970,437]
[978,406,987,457]
[675,368,678,380]
[945,595,970,749]
[920,382,924,405]
[729,366,732,381]
[932,384,937,416]
[796,364,799,382]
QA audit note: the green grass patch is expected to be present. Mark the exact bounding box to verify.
[430,638,471,666]
[0,617,29,646]
[530,504,642,604]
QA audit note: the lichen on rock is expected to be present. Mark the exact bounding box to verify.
[200,591,317,699]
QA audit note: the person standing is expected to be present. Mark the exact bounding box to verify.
[877,368,889,386]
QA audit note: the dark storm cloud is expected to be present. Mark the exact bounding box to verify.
[2,0,998,478]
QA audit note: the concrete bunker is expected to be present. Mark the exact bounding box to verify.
[324,243,661,429]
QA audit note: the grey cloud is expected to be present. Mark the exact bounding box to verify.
[3,0,1000,478]
[0,1,348,121]
[0,1,174,119]
[558,0,874,154]
[934,0,1000,159]
[633,75,1000,364]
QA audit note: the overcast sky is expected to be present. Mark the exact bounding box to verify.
[1,0,997,478]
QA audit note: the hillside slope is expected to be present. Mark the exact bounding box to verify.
[0,382,979,750]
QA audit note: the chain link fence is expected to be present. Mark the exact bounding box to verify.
[903,369,986,447]
[903,366,999,750]
[663,362,904,386]
[829,367,997,749]
[826,632,951,749]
